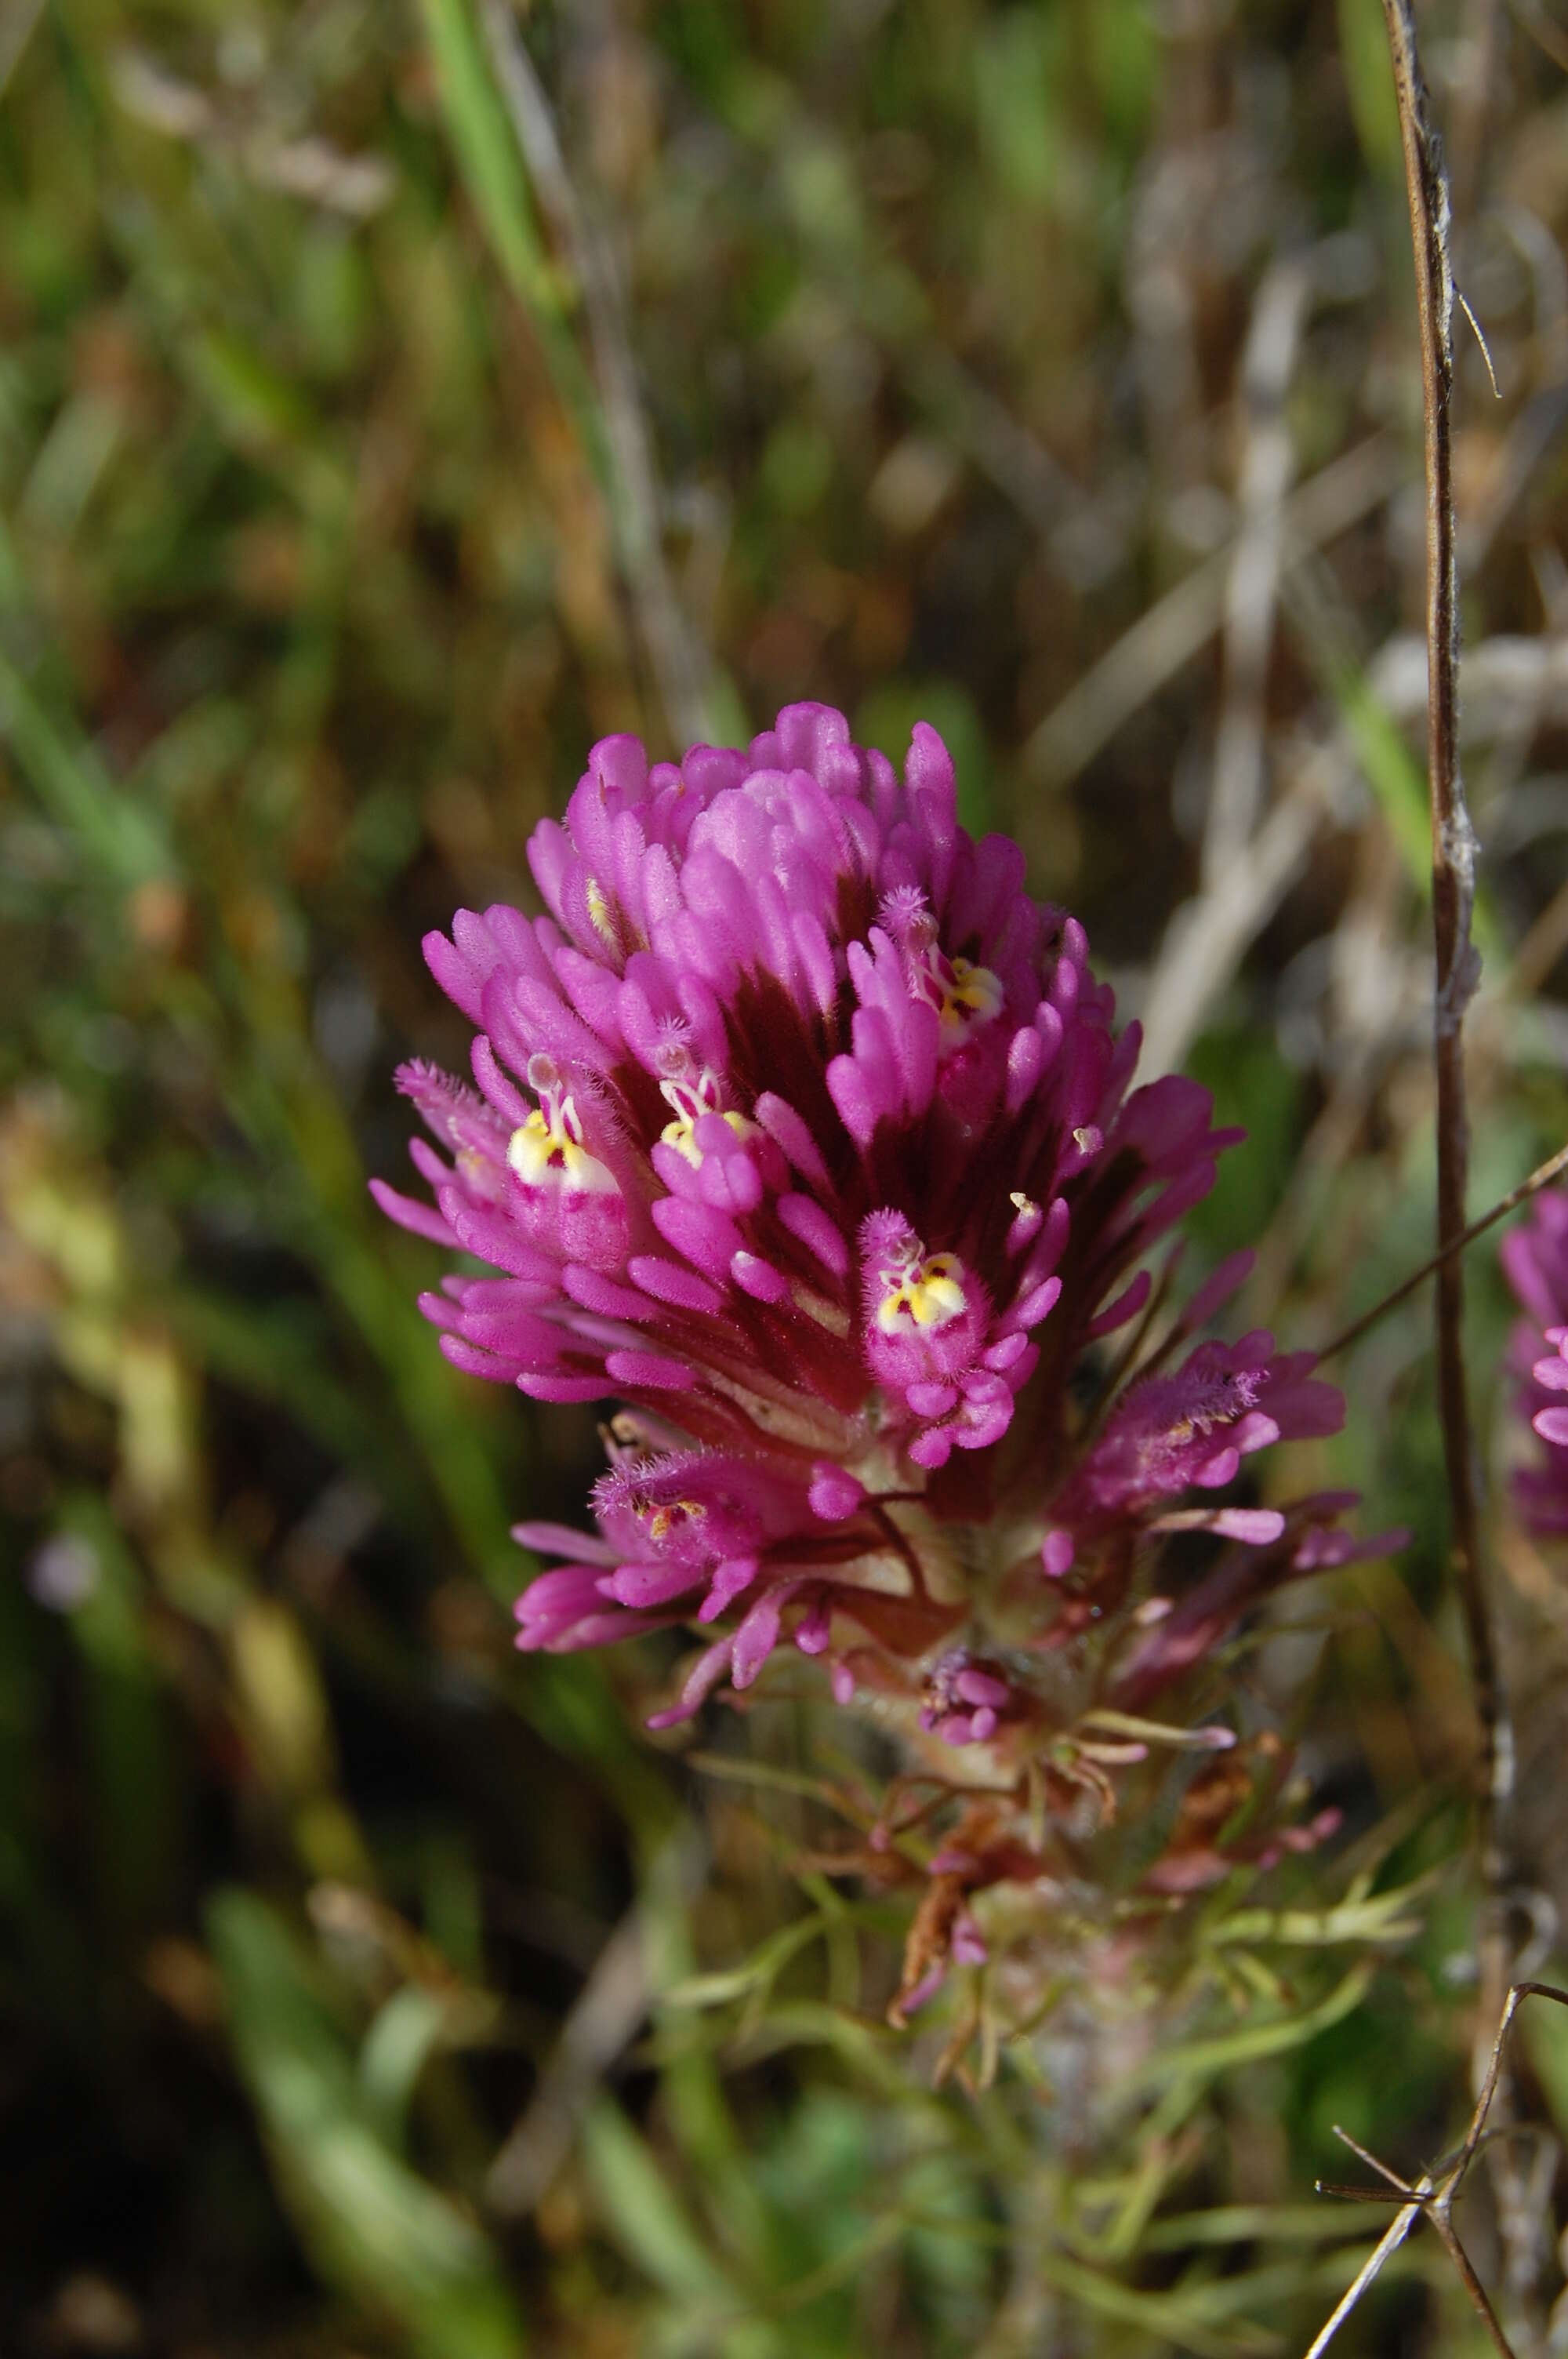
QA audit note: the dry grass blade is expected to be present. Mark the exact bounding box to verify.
[1139,762,1327,1081]
[1203,256,1312,890]
[485,1897,649,2219]
[1020,435,1396,793]
[477,0,717,748]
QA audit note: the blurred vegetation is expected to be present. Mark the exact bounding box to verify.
[3,0,1568,2352]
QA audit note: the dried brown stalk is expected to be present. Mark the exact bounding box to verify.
[1380,0,1510,1973]
[1376,5,1543,2349]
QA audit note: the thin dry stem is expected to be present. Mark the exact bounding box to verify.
[1379,14,1541,2344]
[1316,1140,1568,1363]
[1305,1983,1568,2359]
[1380,0,1510,1999]
[1303,2191,1427,2359]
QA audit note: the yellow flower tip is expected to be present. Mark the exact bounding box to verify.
[917,947,1004,1051]
[875,1251,970,1335]
[647,1498,706,1544]
[584,876,620,952]
[507,1101,619,1197]
[658,1068,756,1169]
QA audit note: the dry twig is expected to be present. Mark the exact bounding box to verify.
[1316,1140,1568,1364]
[1304,1983,1568,2358]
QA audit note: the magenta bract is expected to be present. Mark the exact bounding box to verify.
[378,706,1369,1728]
[1501,1189,1568,1532]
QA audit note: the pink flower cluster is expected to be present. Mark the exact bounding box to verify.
[376,706,1376,1747]
[1501,1188,1568,1534]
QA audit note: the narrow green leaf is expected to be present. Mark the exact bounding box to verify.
[208,1890,528,2359]
[0,645,171,886]
[415,0,607,493]
[416,0,563,318]
[1128,1965,1377,2095]
[1033,2246,1275,2359]
[580,2095,738,2303]
[359,1983,457,2147]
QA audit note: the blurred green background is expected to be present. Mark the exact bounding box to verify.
[5,1,1568,2351]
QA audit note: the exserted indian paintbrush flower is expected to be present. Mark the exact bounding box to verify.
[378,704,1396,2018]
[1501,1187,1568,1534]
